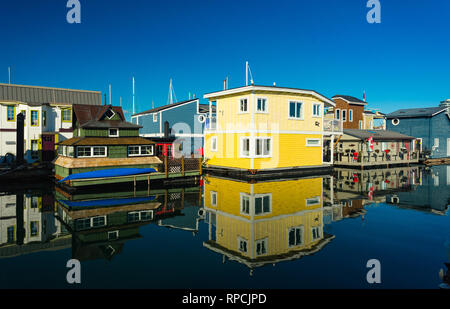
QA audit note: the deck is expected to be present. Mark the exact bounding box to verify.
[334,152,419,169]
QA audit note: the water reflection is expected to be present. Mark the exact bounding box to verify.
[202,176,334,275]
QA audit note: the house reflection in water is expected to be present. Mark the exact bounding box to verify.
[202,176,334,275]
[386,165,450,215]
[0,191,71,259]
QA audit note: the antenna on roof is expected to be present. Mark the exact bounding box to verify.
[120,96,122,107]
[152,100,154,109]
[246,61,254,86]
[167,78,177,105]
[132,76,135,115]
[109,84,112,105]
[8,65,11,84]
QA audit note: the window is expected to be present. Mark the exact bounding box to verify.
[256,98,267,113]
[92,216,106,227]
[289,101,303,119]
[312,103,321,117]
[7,106,15,121]
[392,118,400,126]
[342,109,347,122]
[255,194,271,215]
[210,191,217,207]
[434,138,439,148]
[359,120,363,129]
[211,136,217,152]
[75,218,91,230]
[128,145,154,156]
[7,226,15,243]
[336,109,341,120]
[239,98,248,113]
[67,146,74,157]
[240,194,250,215]
[288,226,304,247]
[31,196,39,208]
[255,138,271,157]
[62,109,72,122]
[42,111,47,127]
[349,109,353,122]
[30,111,39,126]
[105,109,115,119]
[109,128,119,137]
[153,113,158,122]
[77,146,107,158]
[128,211,153,222]
[238,237,248,253]
[30,221,39,236]
[241,137,250,157]
[312,227,321,241]
[31,140,39,159]
[255,238,268,256]
[306,138,321,147]
[306,196,321,206]
[108,231,119,240]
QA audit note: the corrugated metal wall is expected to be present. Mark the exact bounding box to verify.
[0,84,101,106]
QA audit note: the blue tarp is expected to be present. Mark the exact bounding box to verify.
[59,196,157,208]
[59,168,157,183]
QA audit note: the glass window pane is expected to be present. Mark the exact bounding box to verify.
[289,229,295,246]
[296,103,302,118]
[255,198,262,214]
[263,196,270,213]
[289,102,295,117]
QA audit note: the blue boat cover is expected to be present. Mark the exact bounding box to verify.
[59,196,157,208]
[59,168,157,183]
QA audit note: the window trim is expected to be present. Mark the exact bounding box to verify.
[237,236,248,253]
[210,191,217,207]
[211,136,217,152]
[342,109,347,122]
[128,145,154,157]
[254,137,272,158]
[255,238,268,256]
[128,210,154,222]
[312,103,321,117]
[311,226,321,241]
[288,101,304,120]
[105,109,116,120]
[306,196,321,206]
[306,138,321,147]
[240,193,251,215]
[238,97,249,114]
[30,221,39,237]
[335,109,341,120]
[30,110,39,127]
[77,146,108,158]
[7,105,16,122]
[349,109,353,122]
[61,108,72,123]
[153,113,158,122]
[288,225,305,248]
[254,193,272,216]
[240,137,251,158]
[108,128,119,137]
[31,139,39,159]
[256,97,269,114]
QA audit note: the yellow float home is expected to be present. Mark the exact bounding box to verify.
[202,175,334,274]
[203,85,342,176]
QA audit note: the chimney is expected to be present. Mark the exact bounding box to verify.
[164,121,170,139]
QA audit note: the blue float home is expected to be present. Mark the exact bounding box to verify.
[386,100,450,159]
[131,99,215,158]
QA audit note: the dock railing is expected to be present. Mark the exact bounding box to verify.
[323,119,343,134]
[160,157,203,177]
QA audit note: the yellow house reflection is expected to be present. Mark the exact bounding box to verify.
[203,176,334,274]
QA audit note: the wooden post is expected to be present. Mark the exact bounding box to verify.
[165,156,168,178]
[199,158,202,174]
[182,156,185,177]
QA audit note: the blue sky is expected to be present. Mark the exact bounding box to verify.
[1,0,449,118]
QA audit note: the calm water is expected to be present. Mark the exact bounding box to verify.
[0,165,449,289]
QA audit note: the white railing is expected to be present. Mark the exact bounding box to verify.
[323,119,343,134]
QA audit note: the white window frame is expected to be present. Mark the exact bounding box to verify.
[210,191,217,207]
[105,109,116,120]
[237,236,248,253]
[239,97,249,114]
[288,225,304,248]
[312,103,321,117]
[211,136,217,152]
[240,137,251,158]
[128,210,154,222]
[342,109,347,122]
[77,146,107,158]
[306,196,321,206]
[108,230,119,240]
[240,193,251,215]
[255,238,268,256]
[289,101,304,120]
[128,145,154,157]
[336,109,341,120]
[153,113,158,122]
[349,109,353,122]
[359,120,363,129]
[254,137,272,158]
[256,97,268,113]
[306,138,321,147]
[311,226,321,241]
[90,215,107,228]
[109,128,119,137]
[254,193,272,216]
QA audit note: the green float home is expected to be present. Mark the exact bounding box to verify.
[54,104,162,184]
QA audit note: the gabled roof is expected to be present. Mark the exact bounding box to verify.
[203,85,336,106]
[332,95,367,105]
[59,137,154,146]
[0,83,102,106]
[132,99,199,117]
[343,129,415,141]
[73,104,140,129]
[386,106,447,119]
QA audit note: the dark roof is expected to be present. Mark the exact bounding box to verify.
[73,104,140,129]
[59,137,155,146]
[132,99,198,117]
[0,83,102,106]
[343,129,415,141]
[332,95,367,105]
[386,107,447,119]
